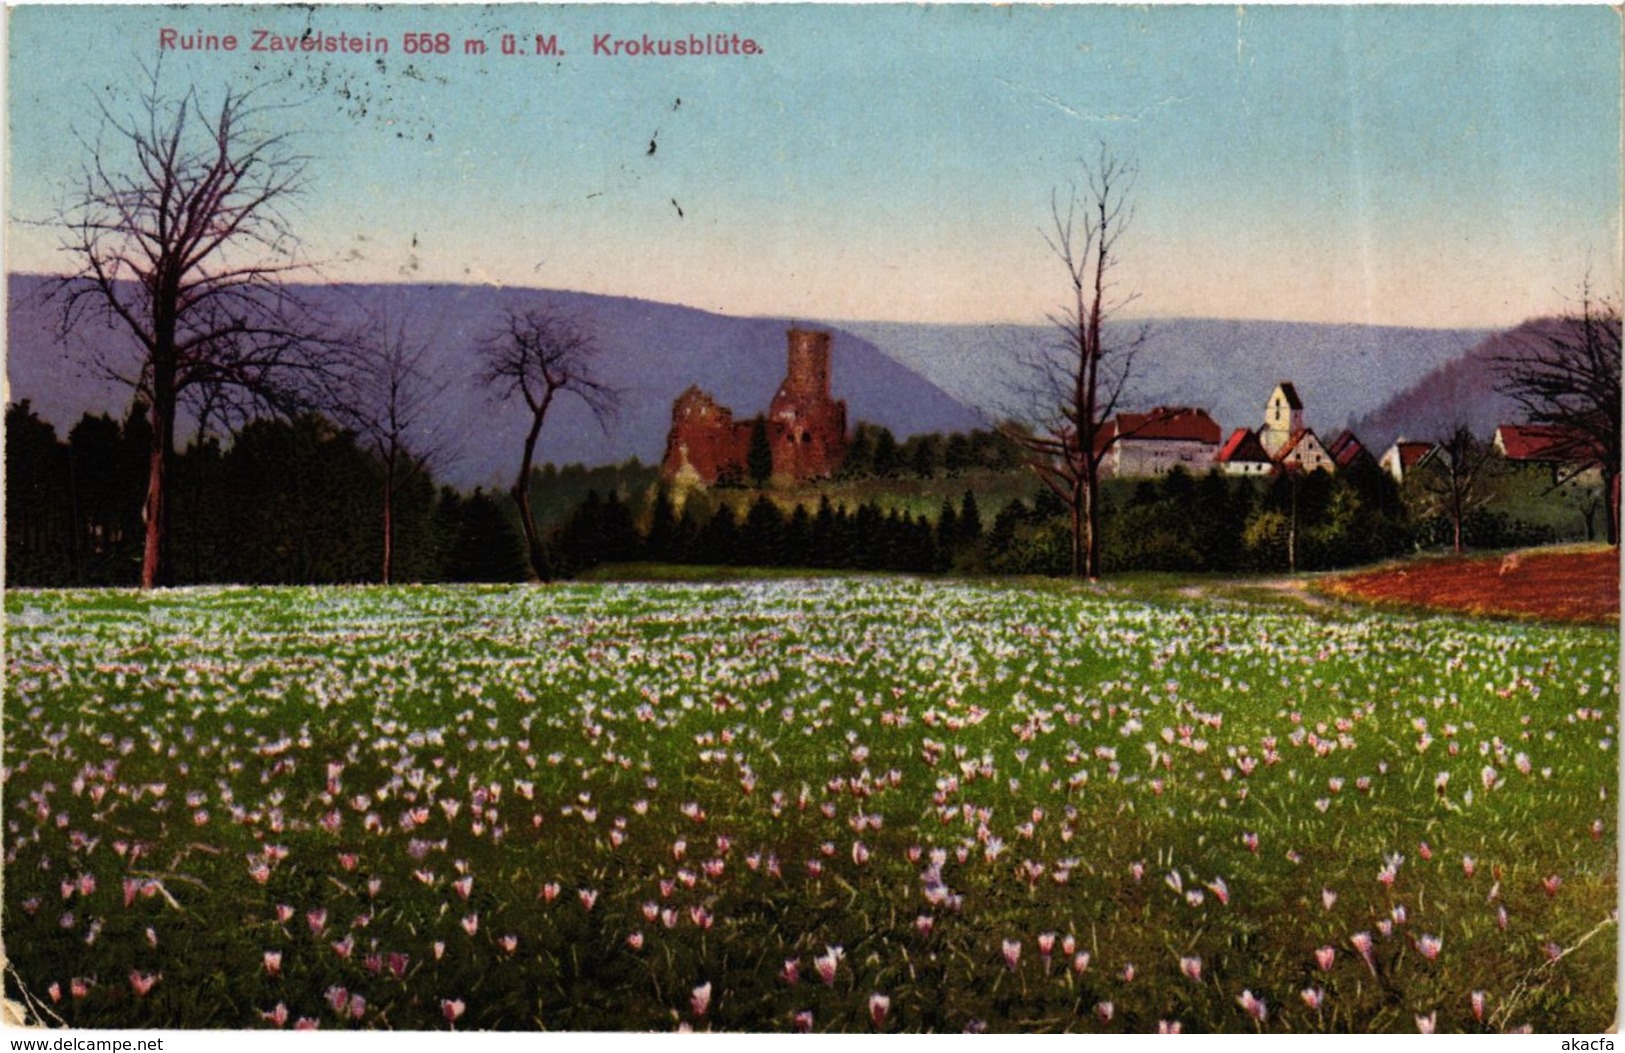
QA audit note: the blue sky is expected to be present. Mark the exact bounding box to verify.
[6,4,1620,327]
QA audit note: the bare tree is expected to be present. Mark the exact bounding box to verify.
[57,73,324,588]
[478,305,619,582]
[335,309,454,584]
[1006,145,1148,579]
[1416,425,1496,553]
[1495,284,1622,544]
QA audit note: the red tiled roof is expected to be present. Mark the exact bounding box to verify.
[1326,429,1369,467]
[1216,427,1272,464]
[1496,424,1602,464]
[1390,441,1435,469]
[1100,406,1222,447]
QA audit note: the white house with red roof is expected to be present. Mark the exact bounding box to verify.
[1493,424,1604,485]
[1215,428,1274,476]
[1096,406,1223,478]
[1277,429,1336,473]
[1378,439,1438,483]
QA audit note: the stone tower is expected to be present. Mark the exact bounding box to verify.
[780,329,832,402]
[769,329,847,481]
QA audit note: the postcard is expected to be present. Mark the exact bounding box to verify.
[3,2,1620,1036]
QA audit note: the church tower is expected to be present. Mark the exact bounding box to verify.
[1259,381,1304,457]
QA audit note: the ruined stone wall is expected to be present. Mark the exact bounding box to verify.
[661,329,848,486]
[661,387,753,485]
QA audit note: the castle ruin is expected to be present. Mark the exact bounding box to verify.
[661,329,848,486]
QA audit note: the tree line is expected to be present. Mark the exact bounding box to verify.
[5,401,524,586]
[7,392,1583,588]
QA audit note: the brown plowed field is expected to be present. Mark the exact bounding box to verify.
[1322,547,1620,624]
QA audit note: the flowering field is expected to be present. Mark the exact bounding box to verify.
[3,579,1616,1032]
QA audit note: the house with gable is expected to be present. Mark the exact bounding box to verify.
[1095,406,1223,478]
[1215,428,1274,476]
[1378,439,1439,484]
[1276,429,1336,473]
[1493,423,1604,486]
[1325,430,1376,472]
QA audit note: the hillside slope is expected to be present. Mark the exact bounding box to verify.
[6,276,980,489]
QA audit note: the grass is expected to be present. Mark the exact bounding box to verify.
[2,576,1616,1031]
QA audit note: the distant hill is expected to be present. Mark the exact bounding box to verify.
[5,275,980,490]
[839,318,1491,445]
[6,273,1506,488]
[1350,318,1572,449]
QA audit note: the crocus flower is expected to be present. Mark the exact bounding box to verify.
[868,993,890,1028]
[1001,938,1021,971]
[690,982,712,1018]
[1180,956,1202,982]
[441,999,465,1026]
[814,946,842,986]
[1351,931,1376,973]
[129,971,160,997]
[1237,990,1267,1024]
[1301,987,1324,1011]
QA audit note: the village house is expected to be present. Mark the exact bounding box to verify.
[1096,407,1223,478]
[1378,439,1439,483]
[1493,423,1604,486]
[1326,430,1376,471]
[1215,428,1274,476]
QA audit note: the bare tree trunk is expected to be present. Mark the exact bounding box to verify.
[1083,475,1101,580]
[512,402,553,583]
[141,380,175,589]
[1070,494,1084,579]
[1288,476,1298,574]
[1609,469,1620,546]
[381,449,395,586]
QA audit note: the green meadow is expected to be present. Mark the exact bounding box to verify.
[3,578,1615,1031]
